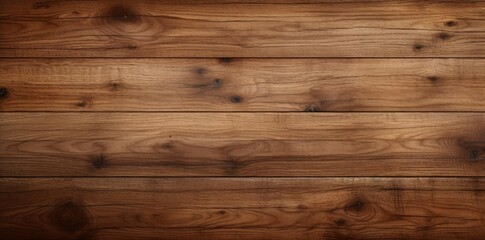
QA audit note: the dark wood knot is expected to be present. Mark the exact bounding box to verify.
[344,198,367,214]
[105,5,140,24]
[438,32,451,41]
[297,204,309,209]
[334,218,347,226]
[304,105,320,112]
[76,101,88,108]
[219,58,232,64]
[49,200,90,232]
[458,138,483,162]
[0,87,9,99]
[108,81,122,91]
[413,44,424,51]
[445,21,457,27]
[230,95,243,104]
[213,78,222,87]
[426,76,439,83]
[126,44,138,50]
[160,142,175,150]
[75,97,92,108]
[226,158,246,174]
[195,67,206,75]
[469,146,482,161]
[91,154,106,169]
[32,1,50,9]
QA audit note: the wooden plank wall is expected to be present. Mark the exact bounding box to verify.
[0,1,484,239]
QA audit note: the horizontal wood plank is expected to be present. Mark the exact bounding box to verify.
[1,0,485,57]
[1,113,483,176]
[2,58,485,111]
[0,177,483,240]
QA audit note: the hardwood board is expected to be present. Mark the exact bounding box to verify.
[1,0,485,57]
[1,113,483,177]
[0,177,483,240]
[1,58,485,111]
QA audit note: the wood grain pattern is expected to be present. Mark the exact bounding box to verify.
[2,0,485,238]
[1,58,485,111]
[0,177,483,240]
[1,113,483,177]
[1,0,485,57]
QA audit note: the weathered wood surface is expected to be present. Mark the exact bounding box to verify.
[0,177,483,240]
[1,58,485,111]
[1,0,485,57]
[2,0,485,239]
[1,113,483,177]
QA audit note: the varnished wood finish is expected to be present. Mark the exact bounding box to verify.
[1,58,485,111]
[0,177,483,240]
[1,113,483,177]
[1,0,485,57]
[2,0,485,238]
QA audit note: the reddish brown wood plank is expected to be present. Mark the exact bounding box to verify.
[0,177,483,240]
[1,0,485,57]
[1,113,483,177]
[1,58,485,111]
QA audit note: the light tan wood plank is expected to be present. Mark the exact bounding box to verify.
[0,113,483,176]
[1,0,485,57]
[1,58,485,111]
[0,177,483,240]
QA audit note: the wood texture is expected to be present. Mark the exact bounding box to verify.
[2,0,485,238]
[1,0,485,57]
[1,113,483,177]
[1,58,485,111]
[0,177,483,240]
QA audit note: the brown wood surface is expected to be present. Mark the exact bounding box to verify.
[1,58,485,111]
[1,0,485,57]
[1,113,483,177]
[0,177,483,240]
[2,0,485,238]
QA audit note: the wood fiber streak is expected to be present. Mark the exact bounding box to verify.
[1,113,484,177]
[1,0,485,57]
[0,178,483,240]
[1,59,485,111]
